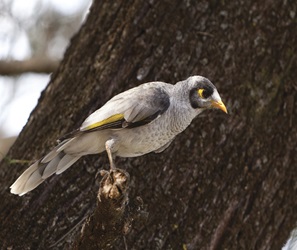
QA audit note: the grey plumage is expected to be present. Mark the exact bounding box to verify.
[10,75,227,196]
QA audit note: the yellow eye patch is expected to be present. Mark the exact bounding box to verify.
[198,89,205,98]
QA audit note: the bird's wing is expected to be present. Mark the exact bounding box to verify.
[80,82,171,132]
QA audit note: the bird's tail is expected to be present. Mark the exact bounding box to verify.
[10,138,80,196]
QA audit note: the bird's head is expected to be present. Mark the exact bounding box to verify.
[187,76,227,113]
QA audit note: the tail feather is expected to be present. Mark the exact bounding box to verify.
[10,161,40,195]
[23,165,45,194]
[10,144,81,196]
[41,138,75,163]
[56,154,80,174]
[42,152,64,179]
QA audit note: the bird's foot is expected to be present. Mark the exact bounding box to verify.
[98,168,130,203]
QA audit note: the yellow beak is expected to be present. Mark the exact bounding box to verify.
[211,100,228,114]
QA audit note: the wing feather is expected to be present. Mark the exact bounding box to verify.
[80,82,171,132]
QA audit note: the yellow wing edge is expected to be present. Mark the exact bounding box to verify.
[82,113,124,131]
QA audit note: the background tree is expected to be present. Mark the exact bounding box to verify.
[0,0,90,159]
[0,1,296,249]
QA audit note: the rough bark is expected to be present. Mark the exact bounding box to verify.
[0,1,296,249]
[73,169,147,250]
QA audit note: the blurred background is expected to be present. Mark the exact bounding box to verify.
[0,0,91,160]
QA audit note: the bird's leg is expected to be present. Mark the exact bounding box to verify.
[105,140,116,170]
[106,148,115,170]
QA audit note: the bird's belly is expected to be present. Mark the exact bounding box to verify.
[113,125,176,157]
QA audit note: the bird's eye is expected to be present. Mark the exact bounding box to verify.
[198,89,206,98]
[197,88,212,99]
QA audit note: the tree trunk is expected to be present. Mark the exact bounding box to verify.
[0,1,296,249]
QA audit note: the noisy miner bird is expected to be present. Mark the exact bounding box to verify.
[10,76,227,196]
